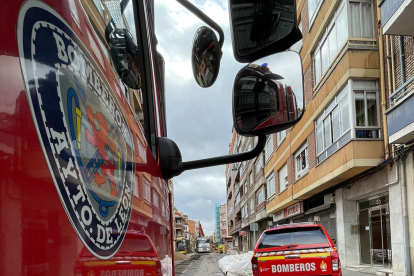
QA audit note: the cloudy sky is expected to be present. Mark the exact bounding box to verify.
[154,0,236,236]
[153,0,303,236]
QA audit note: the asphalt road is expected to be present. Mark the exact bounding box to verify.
[175,252,224,276]
[174,252,375,276]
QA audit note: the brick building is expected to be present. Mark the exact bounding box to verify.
[226,132,274,252]
[226,0,414,274]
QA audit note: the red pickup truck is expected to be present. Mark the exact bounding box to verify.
[252,224,341,276]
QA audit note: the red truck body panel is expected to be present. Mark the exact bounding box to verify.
[0,0,173,275]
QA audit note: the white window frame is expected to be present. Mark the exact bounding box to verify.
[315,83,351,164]
[308,0,324,28]
[256,189,264,206]
[153,192,159,209]
[265,135,274,162]
[352,80,380,138]
[255,153,263,175]
[295,143,309,180]
[277,130,286,147]
[348,0,375,39]
[279,164,288,193]
[143,178,151,202]
[266,174,275,199]
[134,176,139,197]
[249,171,254,187]
[313,0,347,85]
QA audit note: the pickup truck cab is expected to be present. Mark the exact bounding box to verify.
[252,223,341,276]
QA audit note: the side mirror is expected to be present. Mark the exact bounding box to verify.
[191,26,221,87]
[232,51,304,136]
[229,0,302,62]
[332,239,337,245]
[107,28,141,89]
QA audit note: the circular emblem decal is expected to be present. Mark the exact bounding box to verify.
[18,1,134,259]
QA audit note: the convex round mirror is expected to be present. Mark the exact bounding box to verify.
[232,51,304,136]
[191,26,221,88]
[107,29,141,89]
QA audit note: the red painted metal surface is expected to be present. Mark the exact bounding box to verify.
[0,0,173,275]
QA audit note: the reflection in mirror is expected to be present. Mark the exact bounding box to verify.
[233,51,303,135]
[106,28,141,89]
[229,0,298,61]
[191,26,221,88]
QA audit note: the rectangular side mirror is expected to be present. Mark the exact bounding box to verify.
[229,0,302,62]
[232,51,304,136]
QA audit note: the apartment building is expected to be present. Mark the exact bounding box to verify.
[226,131,274,252]
[219,203,232,247]
[255,0,414,275]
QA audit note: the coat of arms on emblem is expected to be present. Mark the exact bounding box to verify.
[18,0,134,259]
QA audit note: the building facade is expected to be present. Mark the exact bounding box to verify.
[234,0,414,275]
[226,132,274,252]
[219,203,232,247]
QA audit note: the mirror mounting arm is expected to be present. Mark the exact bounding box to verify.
[176,0,224,50]
[182,134,266,171]
[158,135,266,179]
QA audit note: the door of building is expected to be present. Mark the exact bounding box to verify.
[359,195,391,267]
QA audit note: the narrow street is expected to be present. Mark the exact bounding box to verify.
[174,252,375,276]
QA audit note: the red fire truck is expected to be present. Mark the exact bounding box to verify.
[0,0,303,275]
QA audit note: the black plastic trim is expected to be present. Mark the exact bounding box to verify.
[182,134,266,171]
[176,0,224,51]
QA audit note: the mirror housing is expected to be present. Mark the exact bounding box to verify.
[106,28,141,89]
[191,26,221,88]
[232,51,304,136]
[229,0,302,63]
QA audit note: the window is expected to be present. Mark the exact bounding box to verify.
[290,20,303,52]
[279,164,288,193]
[265,135,274,161]
[221,206,225,212]
[308,0,324,26]
[244,182,248,195]
[250,198,254,214]
[295,144,308,179]
[349,1,374,38]
[153,192,159,209]
[249,171,254,187]
[143,178,151,202]
[255,154,263,174]
[313,1,347,84]
[315,83,351,163]
[277,130,286,147]
[354,80,379,138]
[256,190,265,206]
[134,175,139,197]
[266,174,275,198]
[161,202,166,218]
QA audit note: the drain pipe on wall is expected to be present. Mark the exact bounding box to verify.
[399,36,406,93]
[400,155,411,276]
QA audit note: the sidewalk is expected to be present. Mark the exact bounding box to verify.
[343,270,374,276]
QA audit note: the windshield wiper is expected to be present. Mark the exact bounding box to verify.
[285,244,299,249]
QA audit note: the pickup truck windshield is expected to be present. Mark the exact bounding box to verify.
[258,227,329,249]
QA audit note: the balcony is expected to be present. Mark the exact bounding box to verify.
[380,0,414,35]
[227,188,232,200]
[387,78,414,144]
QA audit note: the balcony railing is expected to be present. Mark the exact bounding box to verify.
[389,75,414,107]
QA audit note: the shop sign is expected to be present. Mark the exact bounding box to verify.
[272,210,284,222]
[284,202,302,218]
[239,230,248,236]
